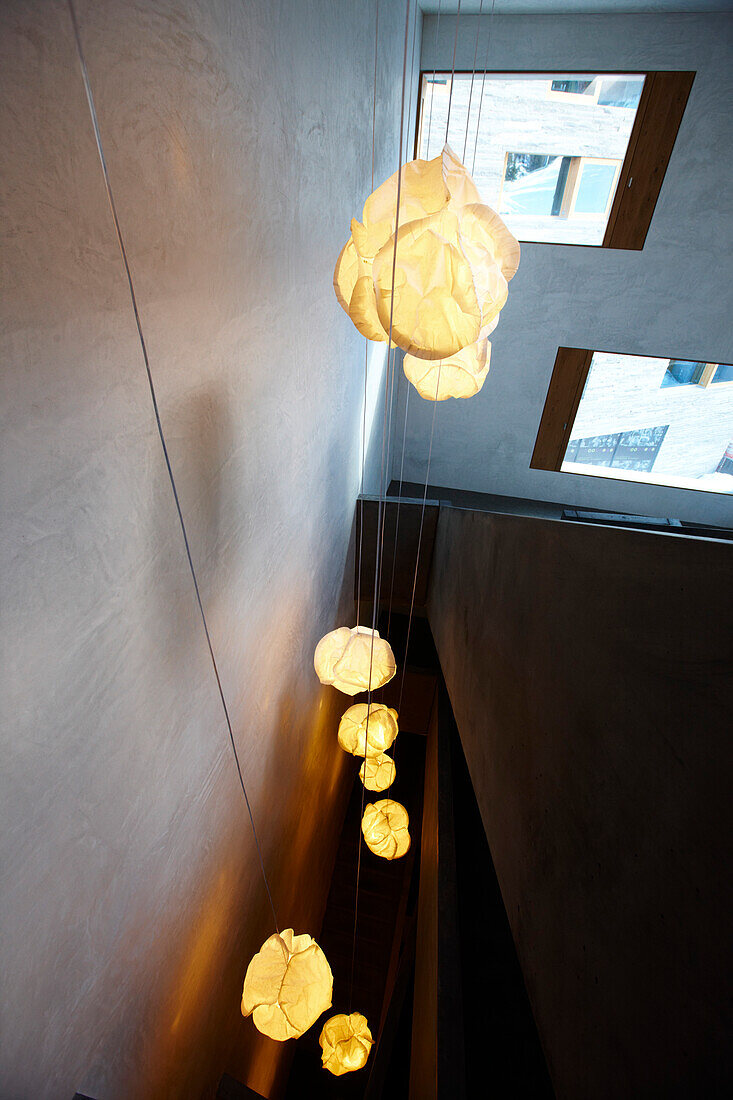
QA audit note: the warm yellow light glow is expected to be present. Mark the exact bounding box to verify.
[319,1012,374,1076]
[361,799,411,860]
[241,929,332,1041]
[338,703,399,758]
[359,752,396,792]
[314,626,396,695]
[404,331,493,401]
[334,143,519,391]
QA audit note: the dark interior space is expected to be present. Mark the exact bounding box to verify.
[449,698,555,1098]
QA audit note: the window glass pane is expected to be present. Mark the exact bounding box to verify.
[661,360,706,387]
[597,77,645,108]
[574,162,618,215]
[713,364,733,384]
[418,72,645,245]
[561,352,733,494]
[551,79,593,94]
[500,154,563,216]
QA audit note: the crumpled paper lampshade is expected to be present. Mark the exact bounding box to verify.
[319,1012,374,1076]
[359,752,396,792]
[338,703,399,757]
[241,929,333,1041]
[361,799,411,860]
[403,320,496,401]
[314,626,396,695]
[334,143,519,399]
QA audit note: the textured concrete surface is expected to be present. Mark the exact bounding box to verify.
[392,12,733,526]
[428,506,733,1099]
[0,1,411,1097]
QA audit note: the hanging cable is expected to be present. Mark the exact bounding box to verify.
[380,0,420,638]
[65,0,279,933]
[462,0,485,163]
[472,0,497,175]
[386,0,466,799]
[356,0,381,633]
[424,0,442,160]
[386,0,444,640]
[444,0,462,142]
[349,0,412,1013]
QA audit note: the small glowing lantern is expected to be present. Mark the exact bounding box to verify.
[334,143,519,397]
[361,799,410,860]
[241,928,333,1041]
[359,752,396,792]
[338,702,399,757]
[314,625,396,695]
[320,1012,374,1076]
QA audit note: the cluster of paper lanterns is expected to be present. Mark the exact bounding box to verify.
[334,143,520,400]
[240,622,404,1075]
[242,144,516,1076]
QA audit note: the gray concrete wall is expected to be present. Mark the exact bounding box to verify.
[428,505,733,1098]
[391,13,733,526]
[0,1,407,1097]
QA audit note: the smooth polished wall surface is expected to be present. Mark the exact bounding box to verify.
[428,507,733,1098]
[0,1,409,1096]
[392,13,733,526]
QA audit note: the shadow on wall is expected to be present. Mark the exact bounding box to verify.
[68,382,361,1098]
[82,585,357,1099]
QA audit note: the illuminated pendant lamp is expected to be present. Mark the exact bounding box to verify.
[337,702,399,757]
[320,1012,374,1076]
[359,751,396,792]
[334,144,520,400]
[241,929,333,1041]
[314,625,396,695]
[361,799,411,860]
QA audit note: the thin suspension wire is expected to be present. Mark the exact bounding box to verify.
[424,0,442,158]
[388,0,468,797]
[379,0,419,631]
[349,0,412,1014]
[462,0,485,163]
[65,0,279,933]
[472,0,497,175]
[356,0,381,632]
[397,363,441,721]
[385,381,409,639]
[444,0,462,141]
[386,0,443,639]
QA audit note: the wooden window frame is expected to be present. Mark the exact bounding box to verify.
[414,69,695,250]
[531,347,594,472]
[563,157,621,220]
[532,349,733,474]
[698,363,733,390]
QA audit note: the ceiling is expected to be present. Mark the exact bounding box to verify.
[418,2,733,12]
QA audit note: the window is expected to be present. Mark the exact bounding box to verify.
[711,364,733,386]
[416,70,694,248]
[661,360,733,388]
[551,78,593,94]
[499,154,620,221]
[661,360,707,387]
[531,349,733,494]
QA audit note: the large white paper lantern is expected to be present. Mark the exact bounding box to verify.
[334,143,519,399]
[241,929,333,1041]
[359,752,396,792]
[361,799,411,860]
[314,626,396,695]
[338,702,399,757]
[320,1012,374,1076]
